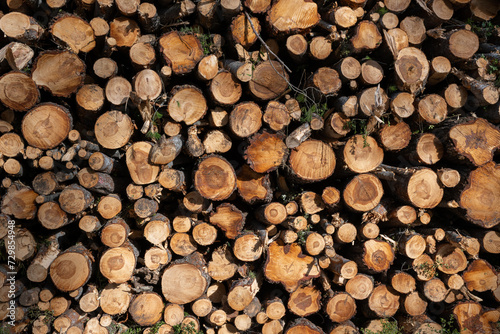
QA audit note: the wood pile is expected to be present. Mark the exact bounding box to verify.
[0,0,500,333]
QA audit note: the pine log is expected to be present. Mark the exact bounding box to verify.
[194,155,236,201]
[343,174,384,212]
[285,317,324,334]
[288,139,335,183]
[126,142,160,185]
[100,242,138,284]
[100,283,132,315]
[0,71,39,111]
[236,164,272,203]
[0,12,44,44]
[209,71,242,106]
[209,203,245,239]
[394,47,430,95]
[105,76,132,106]
[267,0,320,35]
[249,61,289,100]
[129,292,164,326]
[109,17,140,47]
[50,245,93,292]
[158,31,204,75]
[95,110,134,149]
[350,21,382,53]
[100,217,130,248]
[245,131,288,173]
[168,85,207,125]
[50,15,95,53]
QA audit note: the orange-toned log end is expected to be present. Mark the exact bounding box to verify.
[194,155,236,201]
[158,31,204,75]
[449,118,500,167]
[289,139,336,183]
[129,292,164,326]
[343,135,384,173]
[463,259,498,293]
[249,60,289,100]
[264,241,320,292]
[50,15,96,53]
[32,50,85,97]
[245,131,288,173]
[0,71,39,111]
[453,302,491,334]
[50,246,92,292]
[125,142,160,185]
[288,285,321,317]
[394,47,430,95]
[350,21,382,53]
[343,174,383,212]
[209,203,246,239]
[168,85,207,125]
[400,168,444,209]
[362,240,395,273]
[460,162,500,228]
[22,103,72,150]
[267,0,320,35]
[230,13,260,48]
[99,245,136,284]
[285,318,325,334]
[236,164,273,204]
[325,292,357,323]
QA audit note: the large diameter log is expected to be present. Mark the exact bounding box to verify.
[393,167,444,209]
[288,139,336,183]
[126,142,160,185]
[288,285,321,317]
[158,31,203,75]
[22,103,72,150]
[267,0,320,35]
[463,259,497,293]
[94,110,133,149]
[0,71,39,111]
[50,245,93,292]
[395,47,430,95]
[194,155,236,201]
[460,162,500,228]
[449,118,500,167]
[161,252,210,304]
[32,51,85,97]
[325,292,357,323]
[364,284,399,318]
[264,241,320,292]
[249,60,289,100]
[209,71,242,106]
[50,15,96,53]
[285,318,325,334]
[358,239,395,273]
[245,131,287,173]
[229,102,262,138]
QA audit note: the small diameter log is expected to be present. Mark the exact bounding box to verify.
[288,139,335,183]
[159,31,203,75]
[343,135,384,174]
[79,285,99,313]
[390,92,414,118]
[249,61,289,100]
[394,47,430,95]
[416,94,448,124]
[27,232,64,283]
[37,202,69,230]
[356,239,395,273]
[350,21,382,53]
[97,194,122,219]
[286,34,308,63]
[229,102,262,138]
[257,202,287,225]
[343,174,384,212]
[79,215,101,233]
[360,60,384,85]
[209,71,242,106]
[345,274,374,300]
[309,37,332,61]
[59,184,93,215]
[50,245,93,292]
[358,86,389,118]
[126,142,160,185]
[100,217,130,248]
[94,58,118,79]
[398,233,426,259]
[105,76,132,106]
[149,135,183,165]
[435,243,467,275]
[227,276,261,311]
[95,110,134,149]
[236,164,273,204]
[22,103,72,150]
[263,101,290,132]
[109,17,140,47]
[134,198,159,218]
[233,232,263,261]
[100,283,132,315]
[77,168,114,195]
[264,241,320,292]
[204,130,232,154]
[130,42,156,69]
[245,131,288,174]
[428,56,451,85]
[288,285,321,317]
[364,284,399,318]
[209,203,245,239]
[129,292,164,326]
[32,51,85,97]
[444,83,468,110]
[50,15,96,53]
[325,292,357,323]
[99,242,138,284]
[168,85,207,125]
[0,71,39,112]
[267,0,320,35]
[377,121,411,151]
[207,245,238,281]
[143,214,170,246]
[460,162,500,228]
[133,69,162,102]
[194,155,236,201]
[405,133,443,165]
[138,3,160,33]
[162,252,210,304]
[197,54,218,82]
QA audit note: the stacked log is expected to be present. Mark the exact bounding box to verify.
[0,0,499,334]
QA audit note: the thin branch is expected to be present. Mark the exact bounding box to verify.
[244,11,292,73]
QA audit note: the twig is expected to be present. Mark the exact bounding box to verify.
[244,11,292,73]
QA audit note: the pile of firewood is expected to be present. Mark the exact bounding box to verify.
[0,0,499,333]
